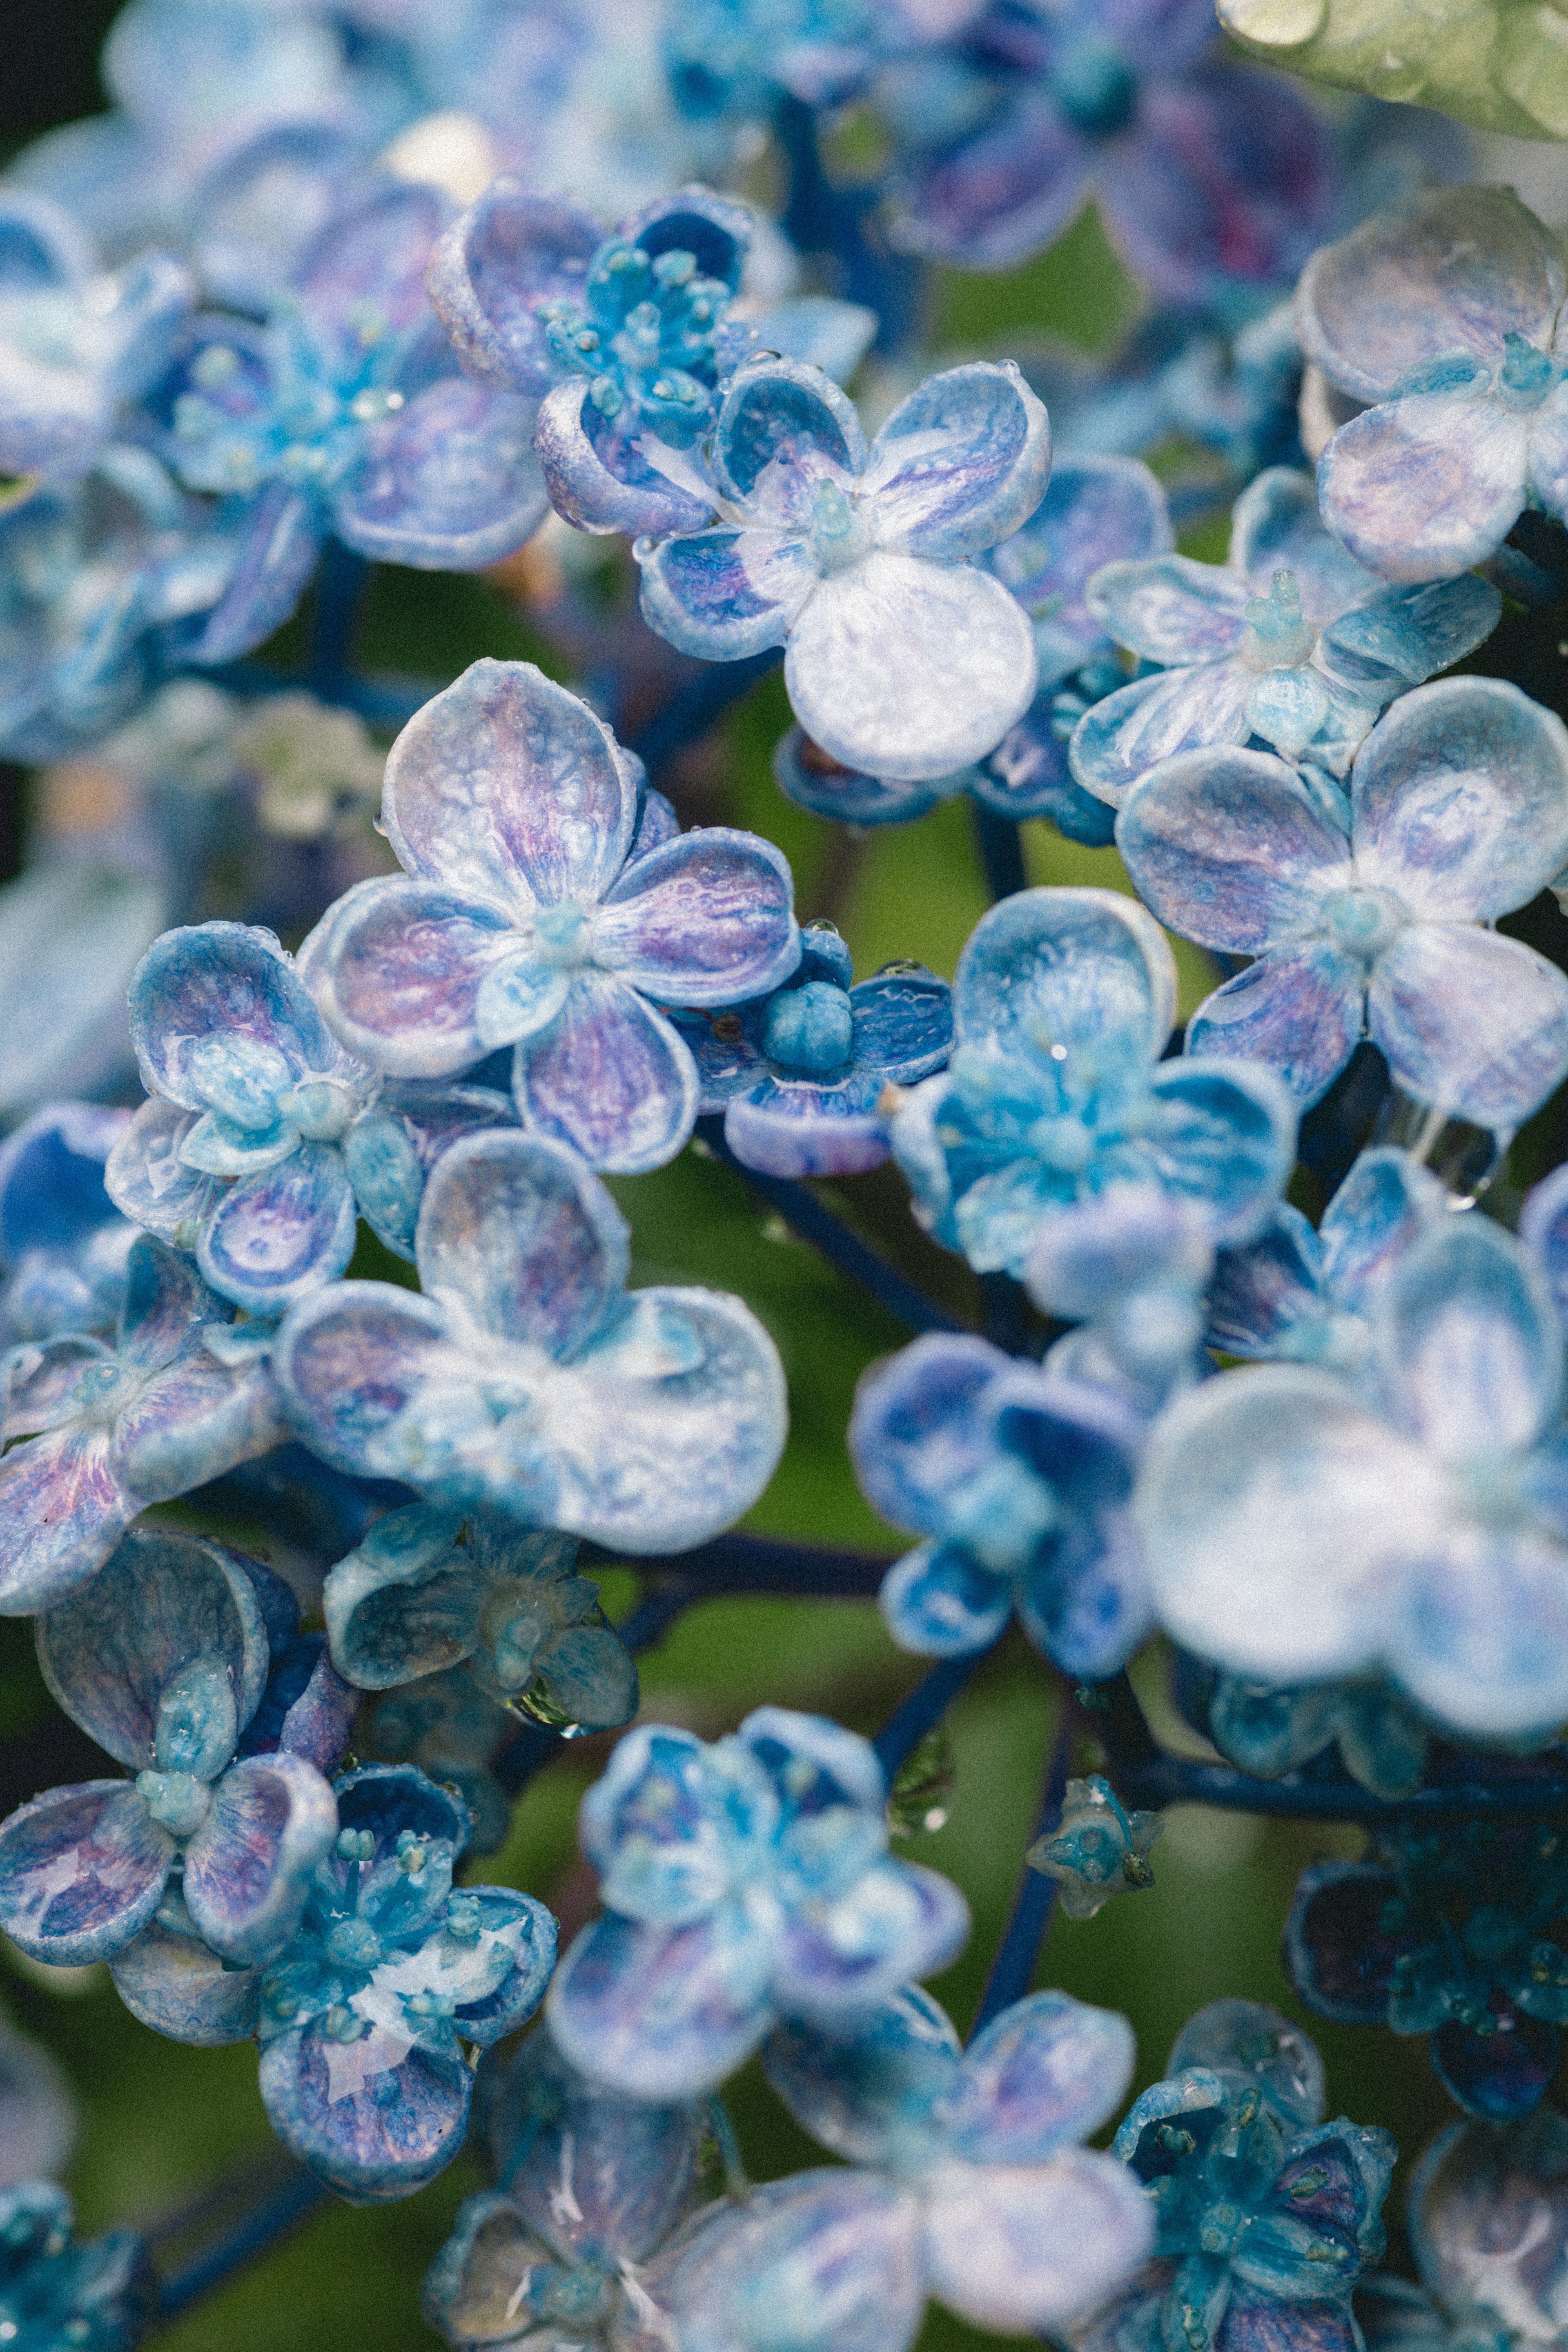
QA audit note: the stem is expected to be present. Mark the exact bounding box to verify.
[969,1694,1074,2039]
[873,1651,990,1781]
[1111,1749,1568,1821]
[970,803,1027,903]
[308,539,369,686]
[624,649,783,779]
[154,2168,328,2322]
[194,658,440,731]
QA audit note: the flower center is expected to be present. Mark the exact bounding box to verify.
[70,1358,129,1420]
[1318,885,1406,964]
[532,898,593,966]
[537,2261,617,2329]
[1498,331,1561,411]
[809,480,870,575]
[1051,38,1138,134]
[325,1918,383,1970]
[1240,568,1314,670]
[763,980,855,1073]
[136,1769,213,1837]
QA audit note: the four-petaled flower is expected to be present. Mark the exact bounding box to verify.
[0,2183,154,2352]
[0,1102,136,1345]
[1358,2111,1568,2352]
[1030,1774,1162,1919]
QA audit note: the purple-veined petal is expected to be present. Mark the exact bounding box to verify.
[1185,949,1364,1107]
[426,183,599,394]
[314,875,518,1078]
[382,657,636,906]
[1296,186,1565,404]
[36,1523,269,1767]
[1134,1363,1449,1683]
[1086,557,1249,666]
[772,1857,969,2019]
[921,2148,1156,2332]
[116,1234,227,1368]
[673,2172,924,2352]
[1378,1216,1562,1463]
[129,922,332,1109]
[762,1986,960,2164]
[1117,748,1350,951]
[0,1780,171,1964]
[956,882,1177,1062]
[1069,664,1255,807]
[849,1330,1009,1538]
[1318,394,1530,585]
[635,526,818,660]
[1393,1528,1568,1744]
[294,180,450,360]
[547,1907,775,2101]
[334,377,547,570]
[710,359,867,526]
[258,2017,472,2203]
[182,1748,339,1966]
[104,1098,222,1243]
[0,1426,129,1614]
[889,93,1094,273]
[947,1989,1136,2162]
[535,378,720,537]
[850,969,953,1080]
[109,1911,261,2046]
[486,2044,704,2258]
[595,829,798,1005]
[1319,1148,1446,1319]
[861,362,1051,562]
[1207,1207,1326,1359]
[1228,466,1381,620]
[1367,924,1568,1133]
[1351,678,1568,922]
[197,1143,357,1314]
[415,1128,628,1357]
[786,553,1037,784]
[514,973,699,1175]
[724,1072,891,1180]
[880,1539,1015,1656]
[993,453,1173,687]
[272,1281,456,1479]
[1136,1060,1297,1247]
[185,481,324,666]
[111,1335,282,1504]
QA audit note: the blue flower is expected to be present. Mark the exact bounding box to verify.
[1066,2000,1394,2352]
[1360,2111,1568,2352]
[325,1501,638,1733]
[661,0,889,122]
[879,0,1331,307]
[0,1235,282,1615]
[1301,186,1568,584]
[1180,1658,1430,1800]
[849,1331,1150,1674]
[274,1127,787,1554]
[105,918,516,1314]
[1029,1774,1163,1919]
[546,1708,970,2098]
[1117,678,1568,1131]
[0,1527,340,1972]
[674,921,951,1178]
[1286,1818,1568,2120]
[670,1985,1154,2352]
[252,1764,556,2201]
[887,886,1295,1278]
[0,1105,137,1345]
[425,2033,717,2352]
[1070,467,1500,804]
[310,658,799,1174]
[165,182,548,663]
[1136,1212,1568,1745]
[771,451,1172,844]
[0,2183,154,2352]
[635,356,1049,781]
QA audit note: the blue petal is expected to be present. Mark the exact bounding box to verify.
[182,1749,339,1966]
[1431,2014,1559,2122]
[198,1142,358,1314]
[334,378,547,570]
[1366,924,1568,1133]
[1393,1533,1568,1743]
[862,362,1051,562]
[637,527,819,660]
[712,359,868,523]
[0,1780,171,1964]
[1409,2106,1568,2326]
[273,1280,455,1480]
[953,885,1176,1065]
[762,1985,960,2164]
[1086,556,1248,667]
[849,969,953,1081]
[323,1502,479,1690]
[1167,1999,1326,2125]
[426,185,601,396]
[547,1907,774,2100]
[514,973,700,1174]
[536,378,720,536]
[258,2018,473,2202]
[129,922,334,1111]
[581,1722,773,1926]
[1138,1060,1297,1245]
[1207,1208,1329,1360]
[414,1129,628,1358]
[724,1071,893,1179]
[1521,1162,1568,1338]
[186,481,325,665]
[1318,393,1530,586]
[109,1909,261,2047]
[949,1987,1137,2160]
[1117,748,1348,952]
[484,2034,704,2258]
[923,2147,1157,2334]
[1070,666,1254,807]
[973,701,1118,842]
[104,1100,223,1245]
[991,453,1172,688]
[849,1332,1012,1538]
[771,1857,969,2019]
[880,1541,1014,1657]
[314,876,518,1080]
[772,727,953,826]
[1186,952,1364,1110]
[1377,1216,1561,1462]
[109,1331,283,1505]
[596,828,799,1005]
[1319,1149,1447,1321]
[672,2172,923,2352]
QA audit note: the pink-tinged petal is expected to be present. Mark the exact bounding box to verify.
[110,1913,261,2045]
[427,184,598,394]
[673,2173,924,2352]
[863,363,1051,561]
[922,2149,1156,2332]
[129,922,332,1108]
[104,1098,221,1243]
[295,181,449,358]
[1297,186,1565,404]
[334,376,547,570]
[0,1780,171,1963]
[1351,679,1568,922]
[1086,557,1248,665]
[111,1337,282,1504]
[786,555,1038,784]
[382,657,635,906]
[1117,748,1350,951]
[636,527,817,660]
[315,875,518,1078]
[596,830,797,1005]
[514,973,699,1175]
[535,379,721,537]
[1186,950,1364,1106]
[547,1908,774,2100]
[258,2018,472,2203]
[947,1990,1136,2162]
[1318,394,1530,586]
[272,1282,455,1477]
[414,1129,629,1358]
[117,1234,228,1371]
[0,1426,129,1614]
[1069,664,1255,807]
[183,1749,338,1966]
[891,94,1094,272]
[198,1143,358,1314]
[711,359,868,526]
[1368,924,1568,1134]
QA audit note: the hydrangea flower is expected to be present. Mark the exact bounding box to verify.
[661,0,892,122]
[673,922,952,1179]
[879,0,1330,307]
[1300,188,1568,584]
[1116,679,1568,1132]
[1029,1774,1162,1919]
[771,452,1172,844]
[1070,468,1500,804]
[424,2031,718,2352]
[324,1501,638,1733]
[0,1104,136,1345]
[1066,2000,1395,2352]
[1360,2111,1568,2352]
[0,190,192,486]
[670,1984,1156,2352]
[252,1765,556,2200]
[105,918,514,1314]
[1178,1658,1430,1800]
[1218,0,1566,146]
[0,1527,341,1974]
[274,1127,787,1553]
[546,1708,971,2099]
[310,659,798,1174]
[887,886,1295,1279]
[1135,1212,1568,1746]
[1287,1818,1568,2120]
[849,1331,1151,1674]
[0,2183,154,2352]
[165,182,548,663]
[0,1235,282,1615]
[634,356,1050,782]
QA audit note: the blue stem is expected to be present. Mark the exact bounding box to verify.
[154,2169,328,2321]
[1111,1749,1568,1820]
[969,1696,1074,2038]
[874,1651,990,1782]
[970,802,1027,903]
[196,658,440,731]
[624,648,783,778]
[698,1117,962,1336]
[308,539,369,686]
